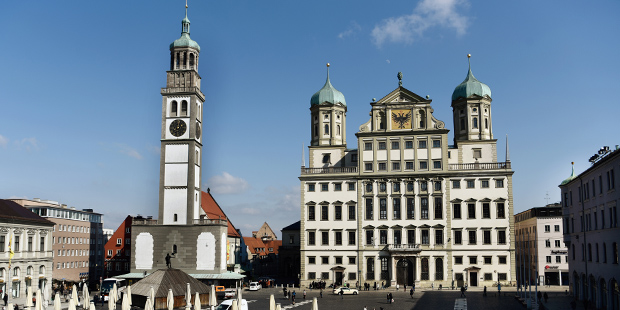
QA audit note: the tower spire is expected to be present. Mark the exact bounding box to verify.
[301,143,305,167]
[506,134,510,162]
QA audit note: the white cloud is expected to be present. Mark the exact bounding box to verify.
[205,172,249,195]
[338,21,362,39]
[117,144,143,160]
[371,0,469,47]
[14,137,39,151]
[0,134,7,148]
[386,59,391,64]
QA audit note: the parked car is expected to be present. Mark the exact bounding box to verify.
[332,287,359,295]
[224,288,236,299]
[215,286,226,299]
[215,299,248,310]
[249,282,262,291]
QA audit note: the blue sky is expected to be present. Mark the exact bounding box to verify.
[1,0,619,237]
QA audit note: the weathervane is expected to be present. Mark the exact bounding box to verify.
[397,72,403,87]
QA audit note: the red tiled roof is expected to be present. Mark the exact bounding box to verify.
[201,191,240,238]
[243,237,282,256]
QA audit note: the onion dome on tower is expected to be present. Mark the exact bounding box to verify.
[311,64,346,107]
[452,55,491,101]
[170,4,200,52]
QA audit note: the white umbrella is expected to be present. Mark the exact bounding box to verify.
[90,301,95,310]
[237,287,242,301]
[121,292,130,310]
[208,286,216,310]
[35,289,42,310]
[145,297,153,310]
[149,287,156,307]
[230,300,238,310]
[269,294,275,310]
[26,286,34,309]
[312,297,318,310]
[275,303,281,310]
[108,289,116,310]
[72,285,79,306]
[54,293,61,310]
[112,283,118,304]
[167,288,174,310]
[193,292,201,310]
[68,298,76,310]
[185,283,192,310]
[7,303,13,310]
[126,285,132,306]
[83,286,90,310]
[44,283,51,307]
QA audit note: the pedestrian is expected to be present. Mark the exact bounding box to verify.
[537,291,542,304]
[283,287,287,298]
[412,283,415,293]
[409,288,413,298]
[497,282,501,296]
[364,306,367,310]
[340,289,343,300]
[544,292,548,303]
[460,286,466,298]
[303,290,306,300]
[403,284,406,291]
[387,293,390,304]
[320,288,323,298]
[3,293,7,306]
[483,286,487,297]
[292,291,296,304]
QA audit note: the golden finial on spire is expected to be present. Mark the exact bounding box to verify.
[326,63,330,67]
[467,53,471,58]
[185,0,188,8]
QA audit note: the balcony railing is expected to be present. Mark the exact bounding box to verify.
[132,218,158,225]
[193,218,227,225]
[448,161,511,171]
[301,167,358,175]
[161,87,205,100]
[386,243,422,252]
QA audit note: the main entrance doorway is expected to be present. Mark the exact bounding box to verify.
[470,272,478,287]
[396,259,415,286]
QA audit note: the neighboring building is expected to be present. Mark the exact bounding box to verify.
[299,61,515,289]
[559,146,620,309]
[103,216,133,279]
[244,223,281,279]
[0,199,54,299]
[279,221,301,281]
[126,5,239,283]
[12,198,104,287]
[201,190,248,273]
[102,229,114,244]
[514,203,568,287]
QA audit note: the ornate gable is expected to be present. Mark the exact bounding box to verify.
[376,86,427,104]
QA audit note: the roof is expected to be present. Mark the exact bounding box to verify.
[128,269,210,298]
[560,147,620,186]
[0,199,54,226]
[117,271,245,281]
[243,237,281,256]
[170,8,200,52]
[310,65,346,107]
[452,58,492,101]
[281,221,300,231]
[201,191,240,238]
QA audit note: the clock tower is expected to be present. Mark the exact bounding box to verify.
[159,4,204,225]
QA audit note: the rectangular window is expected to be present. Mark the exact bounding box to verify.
[405,161,414,170]
[406,198,415,219]
[545,225,550,232]
[433,161,442,169]
[555,240,561,247]
[453,180,461,188]
[335,205,342,220]
[420,161,428,170]
[484,273,493,281]
[481,180,489,188]
[497,203,505,218]
[418,140,427,149]
[391,141,399,149]
[498,230,506,244]
[435,229,443,245]
[364,142,372,150]
[321,272,329,280]
[321,205,328,220]
[483,230,491,244]
[321,231,329,245]
[473,149,482,159]
[366,230,374,245]
[308,272,316,279]
[498,256,507,264]
[496,179,504,188]
[484,256,492,264]
[349,257,356,264]
[498,273,507,281]
[378,162,387,171]
[379,198,387,219]
[556,256,562,263]
[321,256,329,264]
[421,230,429,245]
[308,232,315,245]
[393,198,401,219]
[334,183,342,191]
[434,197,442,219]
[394,230,401,245]
[468,203,476,219]
[405,141,413,149]
[364,163,373,171]
[348,231,356,245]
[407,230,415,245]
[378,142,386,150]
[468,230,477,245]
[466,180,475,188]
[469,256,477,264]
[434,181,442,191]
[116,238,122,245]
[421,197,429,219]
[432,140,441,148]
[482,203,490,218]
[308,205,315,220]
[454,230,462,245]
[454,204,462,219]
[308,184,315,192]
[420,181,428,191]
[348,205,355,220]
[379,230,387,244]
[366,198,373,220]
[335,231,342,245]
[321,183,328,191]
[454,256,463,264]
[393,183,401,192]
[392,162,401,171]
[546,256,552,263]
[348,183,355,191]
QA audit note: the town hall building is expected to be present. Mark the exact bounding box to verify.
[299,59,515,289]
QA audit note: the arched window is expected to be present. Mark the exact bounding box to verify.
[337,125,341,136]
[183,52,187,68]
[572,244,576,260]
[418,110,425,128]
[181,100,188,116]
[13,267,20,277]
[27,266,33,275]
[175,52,180,69]
[435,258,444,280]
[171,101,178,116]
[174,214,178,222]
[603,243,607,263]
[173,244,178,254]
[485,118,488,129]
[0,268,5,279]
[189,53,195,69]
[588,243,592,261]
[472,117,478,129]
[613,242,618,264]
[314,125,318,137]
[324,124,329,135]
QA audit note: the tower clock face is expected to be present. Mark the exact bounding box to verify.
[169,119,187,137]
[196,122,201,139]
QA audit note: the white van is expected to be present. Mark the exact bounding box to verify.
[214,299,248,310]
[249,282,261,291]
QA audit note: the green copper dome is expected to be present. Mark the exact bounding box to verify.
[452,60,491,101]
[170,8,200,52]
[311,67,346,107]
[560,163,577,186]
